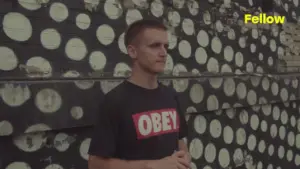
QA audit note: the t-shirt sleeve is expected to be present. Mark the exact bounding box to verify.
[88,95,119,158]
[174,94,188,139]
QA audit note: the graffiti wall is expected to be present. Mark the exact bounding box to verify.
[1,0,300,169]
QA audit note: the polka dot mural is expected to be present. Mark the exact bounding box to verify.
[1,0,300,169]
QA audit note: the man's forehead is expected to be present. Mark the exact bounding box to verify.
[141,28,168,43]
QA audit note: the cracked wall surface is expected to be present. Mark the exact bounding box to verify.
[1,0,300,169]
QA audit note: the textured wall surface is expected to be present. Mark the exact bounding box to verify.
[1,0,300,169]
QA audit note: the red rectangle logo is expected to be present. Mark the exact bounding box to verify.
[132,108,180,139]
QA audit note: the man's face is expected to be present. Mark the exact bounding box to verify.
[128,28,168,74]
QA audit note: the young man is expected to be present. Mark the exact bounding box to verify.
[88,19,190,169]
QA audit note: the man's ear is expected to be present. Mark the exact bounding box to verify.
[127,45,137,59]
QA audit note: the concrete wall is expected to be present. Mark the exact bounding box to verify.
[1,0,300,169]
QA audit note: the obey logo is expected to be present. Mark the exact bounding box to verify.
[132,108,179,139]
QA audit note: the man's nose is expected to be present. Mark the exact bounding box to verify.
[159,46,167,57]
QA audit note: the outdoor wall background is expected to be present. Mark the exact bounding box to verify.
[1,0,300,169]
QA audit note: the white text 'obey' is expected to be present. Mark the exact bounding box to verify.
[132,109,179,139]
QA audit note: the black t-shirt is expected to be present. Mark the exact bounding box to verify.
[88,80,188,160]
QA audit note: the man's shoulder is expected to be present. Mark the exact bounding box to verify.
[158,82,177,96]
[103,81,129,101]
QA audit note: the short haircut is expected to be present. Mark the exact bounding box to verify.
[124,19,167,47]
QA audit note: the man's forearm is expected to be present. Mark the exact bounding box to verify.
[88,156,154,169]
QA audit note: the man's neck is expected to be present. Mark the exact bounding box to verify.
[128,67,158,89]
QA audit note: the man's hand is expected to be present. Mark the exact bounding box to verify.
[173,151,191,169]
[146,151,190,169]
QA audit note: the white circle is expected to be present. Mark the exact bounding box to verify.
[80,138,91,160]
[197,30,209,47]
[182,18,194,35]
[0,46,18,71]
[250,114,259,130]
[0,120,13,136]
[223,78,235,96]
[168,31,177,50]
[262,104,272,116]
[76,13,91,30]
[209,119,222,138]
[271,82,279,96]
[227,28,235,40]
[287,149,293,162]
[35,88,62,113]
[104,0,122,19]
[291,116,296,127]
[268,57,273,66]
[178,40,191,58]
[5,162,31,169]
[233,148,243,165]
[270,124,277,138]
[236,82,247,99]
[26,56,52,77]
[194,115,206,134]
[189,84,204,104]
[1,84,31,107]
[262,77,270,91]
[89,51,107,70]
[53,133,71,152]
[49,2,69,22]
[18,0,41,10]
[247,134,257,151]
[65,38,87,61]
[280,110,288,124]
[70,106,84,120]
[261,35,267,45]
[40,28,61,50]
[223,126,234,144]
[207,57,219,72]
[25,123,51,133]
[239,110,249,124]
[187,0,199,16]
[252,29,258,39]
[236,128,246,145]
[247,90,257,105]
[278,145,285,159]
[239,37,246,48]
[279,126,286,140]
[209,78,223,89]
[172,64,189,92]
[268,144,274,156]
[189,138,203,159]
[235,52,244,67]
[207,95,219,110]
[118,33,127,54]
[13,131,46,152]
[204,143,216,163]
[260,120,268,132]
[211,36,222,54]
[45,164,64,169]
[270,39,277,52]
[195,47,207,64]
[164,54,174,72]
[218,148,230,168]
[280,88,288,101]
[3,12,32,41]
[288,131,295,146]
[221,64,232,73]
[258,140,266,153]
[150,0,164,17]
[96,24,115,45]
[167,11,181,27]
[224,46,234,62]
[250,44,256,53]
[295,134,300,149]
